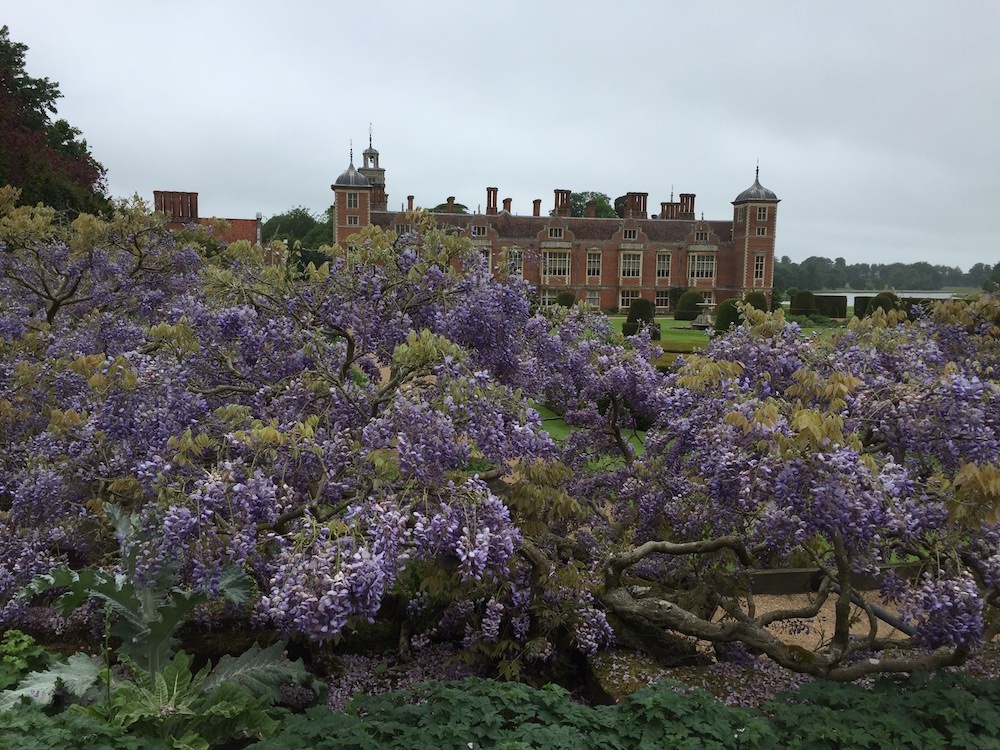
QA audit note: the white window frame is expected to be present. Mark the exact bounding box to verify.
[655,252,671,279]
[506,246,523,276]
[619,289,640,310]
[586,250,601,277]
[688,253,716,279]
[586,289,600,308]
[695,230,709,242]
[347,215,360,226]
[540,290,558,306]
[481,247,491,268]
[548,227,564,239]
[655,290,671,309]
[395,223,411,235]
[541,251,570,277]
[754,254,766,280]
[623,228,638,241]
[620,251,641,278]
[757,206,768,221]
[756,226,767,236]
[347,192,359,209]
[471,225,487,237]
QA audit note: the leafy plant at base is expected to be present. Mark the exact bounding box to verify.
[0,706,170,750]
[0,652,101,710]
[80,647,296,750]
[253,677,774,749]
[20,504,252,677]
[0,629,52,689]
[10,506,314,748]
[764,672,1000,749]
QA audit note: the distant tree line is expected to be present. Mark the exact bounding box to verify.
[774,255,1000,293]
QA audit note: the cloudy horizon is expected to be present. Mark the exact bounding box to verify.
[5,1,999,271]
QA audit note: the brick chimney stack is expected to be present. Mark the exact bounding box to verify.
[553,189,572,217]
[154,191,199,221]
[585,199,596,218]
[679,193,696,219]
[446,196,455,213]
[407,195,414,211]
[502,197,512,213]
[624,192,648,219]
[532,199,541,217]
[486,187,498,216]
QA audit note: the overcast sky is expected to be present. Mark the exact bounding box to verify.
[6,1,999,271]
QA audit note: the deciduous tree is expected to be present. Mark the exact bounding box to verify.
[0,26,107,214]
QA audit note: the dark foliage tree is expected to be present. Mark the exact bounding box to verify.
[0,26,107,215]
[261,206,319,246]
[565,191,616,218]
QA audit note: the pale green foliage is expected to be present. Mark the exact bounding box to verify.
[0,653,101,710]
[80,650,286,750]
[200,642,309,703]
[21,505,251,676]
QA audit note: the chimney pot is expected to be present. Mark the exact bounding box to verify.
[502,197,512,212]
[407,195,414,211]
[532,199,541,217]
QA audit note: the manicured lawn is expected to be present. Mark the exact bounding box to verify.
[533,402,645,455]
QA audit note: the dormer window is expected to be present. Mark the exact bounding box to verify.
[695,230,709,242]
[471,225,487,237]
[623,228,637,241]
[548,227,564,239]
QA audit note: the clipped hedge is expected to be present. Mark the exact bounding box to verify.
[625,297,655,323]
[713,298,741,333]
[854,295,873,318]
[555,291,576,308]
[814,295,848,318]
[674,290,705,321]
[789,290,818,316]
[622,297,660,339]
[867,291,902,316]
[744,291,768,311]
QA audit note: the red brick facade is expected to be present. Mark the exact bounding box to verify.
[331,151,779,311]
[153,190,261,246]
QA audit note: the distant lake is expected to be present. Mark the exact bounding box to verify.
[815,291,959,308]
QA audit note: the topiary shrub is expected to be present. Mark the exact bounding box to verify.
[866,291,902,316]
[626,297,655,324]
[789,290,818,316]
[814,295,847,319]
[674,290,704,321]
[623,297,659,339]
[770,288,785,312]
[555,290,576,308]
[714,298,741,333]
[744,291,768,312]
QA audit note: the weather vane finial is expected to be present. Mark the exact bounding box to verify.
[350,139,353,163]
[369,122,373,148]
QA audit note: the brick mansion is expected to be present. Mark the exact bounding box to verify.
[332,141,779,311]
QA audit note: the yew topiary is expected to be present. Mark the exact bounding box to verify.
[674,290,704,321]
